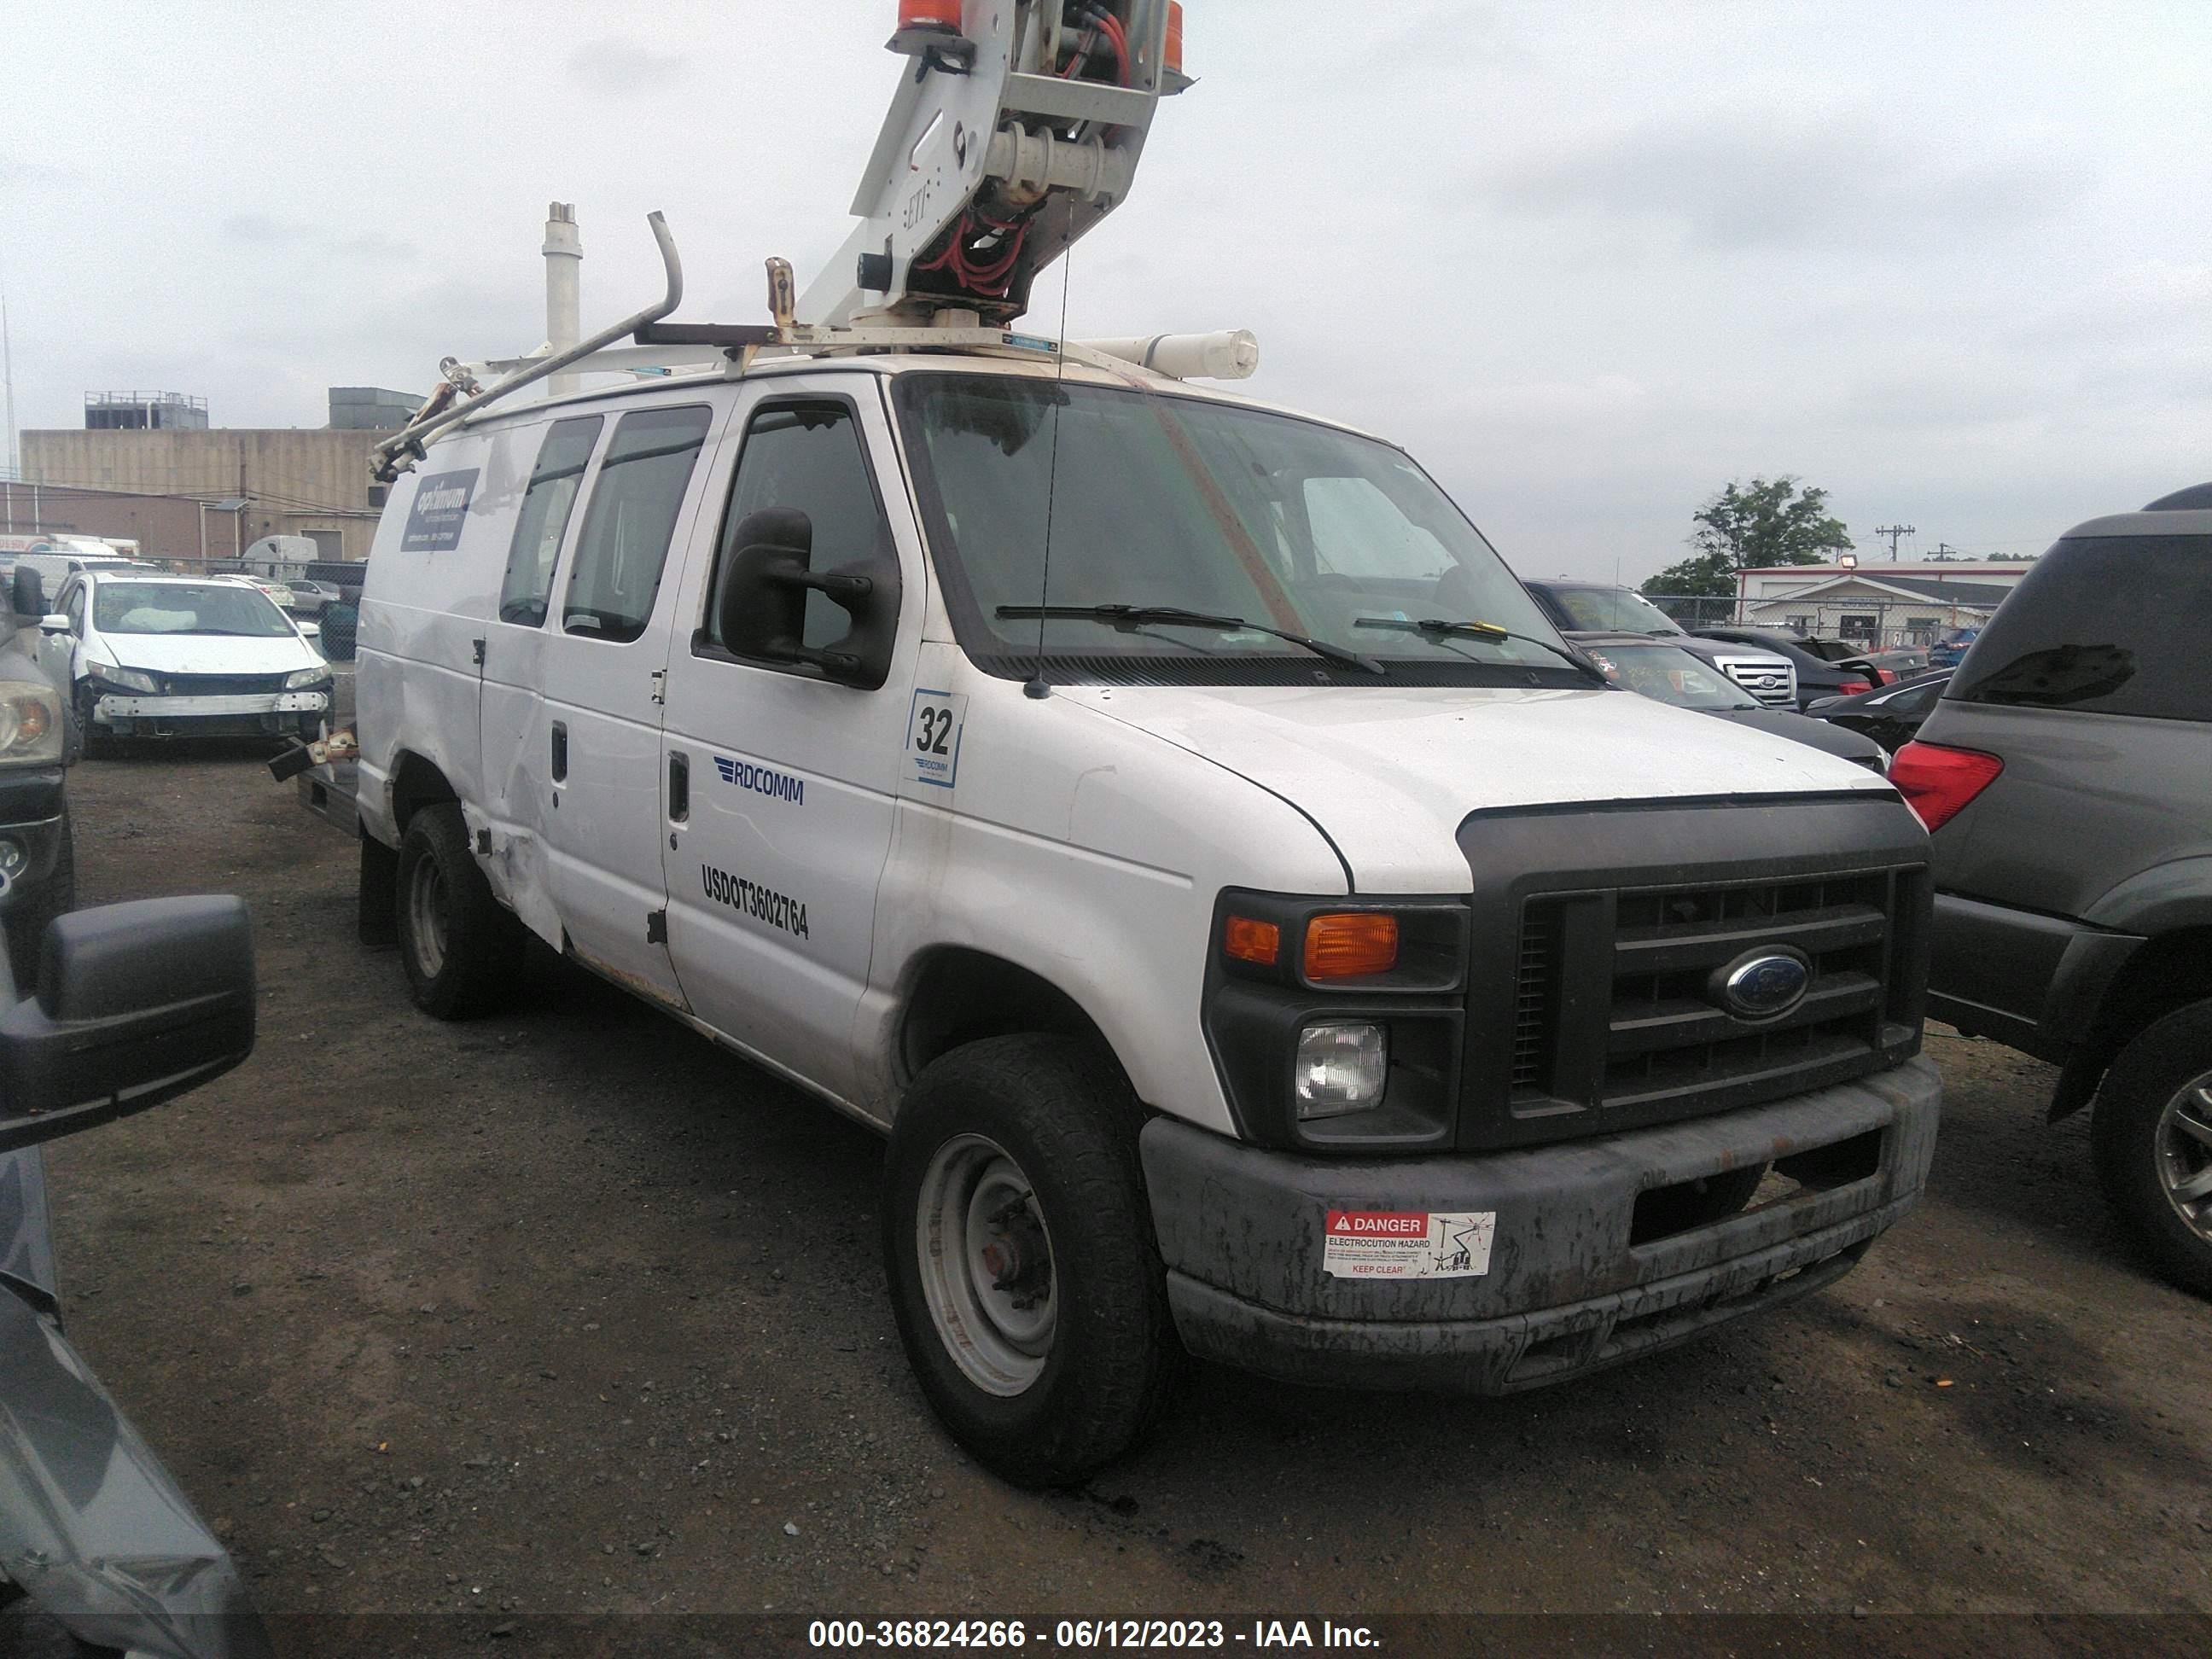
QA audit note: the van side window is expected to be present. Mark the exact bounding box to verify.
[562,405,713,643]
[500,416,602,626]
[706,401,891,655]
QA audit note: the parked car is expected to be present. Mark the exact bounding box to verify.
[1892,488,2212,1293]
[1927,627,1981,669]
[282,578,345,619]
[1860,646,1930,683]
[1807,669,1953,754]
[10,552,148,606]
[1690,625,1883,710]
[341,353,1939,1486]
[27,570,333,755]
[1573,633,1888,771]
[0,575,72,985]
[1520,580,1800,706]
[0,882,267,1657]
[242,576,298,612]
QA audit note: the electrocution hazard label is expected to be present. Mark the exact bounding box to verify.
[1322,1209,1496,1279]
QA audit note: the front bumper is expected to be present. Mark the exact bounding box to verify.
[1141,1055,1940,1392]
[0,766,69,896]
[92,690,328,737]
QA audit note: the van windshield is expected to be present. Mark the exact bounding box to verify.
[95,582,294,637]
[892,374,1575,684]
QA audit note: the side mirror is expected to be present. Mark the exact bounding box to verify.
[38,613,69,636]
[0,894,256,1154]
[298,620,322,640]
[713,508,900,690]
[12,568,43,619]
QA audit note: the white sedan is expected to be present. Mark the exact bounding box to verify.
[38,572,334,755]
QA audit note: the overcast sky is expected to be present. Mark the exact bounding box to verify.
[3,1,2208,582]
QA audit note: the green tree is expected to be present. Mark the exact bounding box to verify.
[1643,475,1852,598]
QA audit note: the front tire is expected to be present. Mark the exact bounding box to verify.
[394,803,520,1019]
[74,688,114,760]
[2093,1001,2212,1298]
[883,1034,1185,1487]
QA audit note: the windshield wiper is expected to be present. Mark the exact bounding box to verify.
[996,604,1386,674]
[1353,616,1608,684]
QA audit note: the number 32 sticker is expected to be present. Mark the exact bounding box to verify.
[906,689,968,789]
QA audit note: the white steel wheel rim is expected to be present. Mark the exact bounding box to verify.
[407,856,449,980]
[2155,1073,2212,1243]
[916,1133,1057,1397]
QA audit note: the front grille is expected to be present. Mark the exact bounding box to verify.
[154,672,294,696]
[1711,654,1798,706]
[1505,865,1922,1136]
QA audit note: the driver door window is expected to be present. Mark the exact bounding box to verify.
[703,399,893,661]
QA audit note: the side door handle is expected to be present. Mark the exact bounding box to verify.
[550,721,568,782]
[667,751,690,824]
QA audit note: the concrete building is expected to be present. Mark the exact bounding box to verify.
[328,387,426,430]
[11,382,424,566]
[1734,561,2033,647]
[19,421,392,564]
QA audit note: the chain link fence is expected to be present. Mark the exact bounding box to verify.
[1641,592,1992,650]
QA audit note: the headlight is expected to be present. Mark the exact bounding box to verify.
[88,662,160,695]
[284,667,333,690]
[0,679,65,765]
[1295,1022,1389,1120]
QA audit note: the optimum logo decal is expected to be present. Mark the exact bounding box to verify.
[713,754,805,806]
[701,864,809,940]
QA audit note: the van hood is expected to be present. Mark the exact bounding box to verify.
[1063,683,1895,892]
[96,632,321,676]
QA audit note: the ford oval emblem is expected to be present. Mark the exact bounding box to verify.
[1714,949,1813,1020]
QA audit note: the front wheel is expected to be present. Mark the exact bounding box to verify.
[394,803,520,1019]
[2093,1001,2212,1298]
[74,687,114,760]
[883,1034,1185,1487]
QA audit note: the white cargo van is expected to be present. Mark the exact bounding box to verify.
[345,0,1940,1486]
[352,351,1940,1482]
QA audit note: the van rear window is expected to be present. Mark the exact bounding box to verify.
[1950,535,2212,722]
[502,416,602,626]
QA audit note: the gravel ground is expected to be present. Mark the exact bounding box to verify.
[19,735,2212,1652]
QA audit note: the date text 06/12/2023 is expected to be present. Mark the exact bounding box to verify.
[805,1617,1382,1649]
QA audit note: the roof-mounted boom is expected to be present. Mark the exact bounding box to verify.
[801,0,1191,327]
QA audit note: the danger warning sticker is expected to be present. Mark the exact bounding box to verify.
[1323,1209,1496,1279]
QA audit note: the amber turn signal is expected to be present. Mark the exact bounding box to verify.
[1223,915,1281,966]
[1303,912,1400,980]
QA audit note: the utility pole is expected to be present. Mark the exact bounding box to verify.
[1873,523,1916,561]
[1930,542,1964,563]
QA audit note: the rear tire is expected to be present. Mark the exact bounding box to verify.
[883,1034,1185,1487]
[394,803,519,1019]
[2093,1001,2212,1298]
